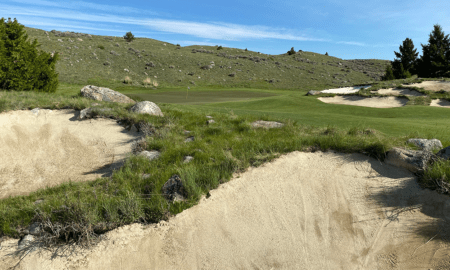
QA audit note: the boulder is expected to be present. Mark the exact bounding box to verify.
[407,138,442,152]
[250,120,285,129]
[385,147,435,173]
[138,150,160,161]
[80,85,136,104]
[437,146,450,160]
[129,101,164,117]
[200,65,213,70]
[161,174,186,201]
[306,90,321,96]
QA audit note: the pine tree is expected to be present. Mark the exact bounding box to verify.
[0,18,59,93]
[394,38,418,75]
[383,64,395,81]
[392,60,411,79]
[418,24,450,78]
[123,31,135,42]
[287,47,296,55]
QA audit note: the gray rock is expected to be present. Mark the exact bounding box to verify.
[162,174,186,201]
[18,235,34,250]
[306,90,321,96]
[183,156,194,163]
[385,147,434,173]
[185,136,195,143]
[437,146,450,160]
[28,223,41,236]
[206,119,215,124]
[138,150,160,161]
[407,138,442,152]
[81,85,136,104]
[250,120,285,129]
[78,107,114,120]
[129,101,164,117]
[200,65,213,70]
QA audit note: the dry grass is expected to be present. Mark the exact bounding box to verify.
[123,76,132,84]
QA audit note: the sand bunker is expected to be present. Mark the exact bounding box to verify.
[430,99,450,108]
[0,108,143,199]
[371,88,425,96]
[320,85,371,94]
[404,80,450,91]
[2,151,450,269]
[318,96,409,108]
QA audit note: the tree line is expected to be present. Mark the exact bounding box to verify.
[384,24,450,80]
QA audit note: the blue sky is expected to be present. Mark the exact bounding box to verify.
[2,0,449,60]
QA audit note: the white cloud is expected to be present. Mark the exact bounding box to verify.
[337,41,366,46]
[141,19,328,42]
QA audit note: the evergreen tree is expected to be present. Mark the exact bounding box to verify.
[123,31,135,42]
[394,38,418,75]
[287,47,296,55]
[418,24,450,77]
[383,64,395,81]
[0,18,59,93]
[392,60,411,79]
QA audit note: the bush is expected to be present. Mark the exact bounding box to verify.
[325,52,329,56]
[245,48,248,51]
[98,45,105,50]
[217,46,223,50]
[0,17,59,93]
[123,76,132,84]
[383,65,395,81]
[287,47,296,55]
[123,32,135,42]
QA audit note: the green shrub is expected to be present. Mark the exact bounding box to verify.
[217,46,223,50]
[0,18,59,93]
[325,52,329,56]
[245,48,248,51]
[287,47,296,55]
[98,45,105,50]
[123,32,135,42]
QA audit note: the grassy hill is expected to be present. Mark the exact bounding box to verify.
[24,27,390,90]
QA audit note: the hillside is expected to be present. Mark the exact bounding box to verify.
[23,27,390,91]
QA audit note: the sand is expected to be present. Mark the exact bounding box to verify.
[0,108,143,199]
[404,80,450,92]
[430,99,450,108]
[2,150,450,269]
[371,88,425,96]
[318,96,409,108]
[320,85,371,94]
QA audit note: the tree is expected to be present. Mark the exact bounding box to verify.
[394,38,418,75]
[392,61,411,79]
[0,17,59,93]
[418,24,450,77]
[325,52,328,56]
[383,64,395,81]
[287,47,296,55]
[123,31,135,42]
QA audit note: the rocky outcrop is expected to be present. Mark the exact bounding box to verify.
[407,138,442,152]
[80,85,136,104]
[162,174,186,201]
[385,147,435,173]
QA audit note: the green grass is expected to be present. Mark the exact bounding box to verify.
[1,27,450,247]
[1,82,450,247]
[23,26,389,90]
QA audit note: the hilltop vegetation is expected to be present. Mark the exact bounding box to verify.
[23,27,389,91]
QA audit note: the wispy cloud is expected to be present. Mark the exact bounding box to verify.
[8,0,158,15]
[141,19,328,42]
[337,41,366,46]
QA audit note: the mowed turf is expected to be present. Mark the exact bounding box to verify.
[118,87,450,142]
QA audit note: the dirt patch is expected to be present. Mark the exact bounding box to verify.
[0,108,143,199]
[371,88,425,96]
[2,151,450,269]
[318,96,409,108]
[430,99,450,108]
[404,81,450,91]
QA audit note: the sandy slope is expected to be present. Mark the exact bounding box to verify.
[2,151,450,270]
[318,96,409,108]
[371,88,425,96]
[0,108,143,199]
[431,99,450,108]
[404,81,450,91]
